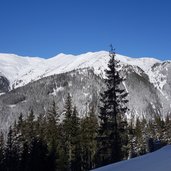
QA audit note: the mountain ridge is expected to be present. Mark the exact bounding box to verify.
[0,51,163,89]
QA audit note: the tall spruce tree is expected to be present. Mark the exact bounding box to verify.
[70,106,81,171]
[46,100,59,149]
[62,93,74,170]
[97,46,128,166]
[44,101,60,169]
[62,94,82,171]
[81,106,98,170]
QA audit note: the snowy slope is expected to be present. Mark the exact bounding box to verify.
[0,53,44,87]
[92,145,171,171]
[0,51,161,89]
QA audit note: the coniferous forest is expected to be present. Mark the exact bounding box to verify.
[0,48,171,171]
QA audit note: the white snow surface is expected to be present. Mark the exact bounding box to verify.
[0,51,161,89]
[92,145,171,171]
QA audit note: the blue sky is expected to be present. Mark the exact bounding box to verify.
[0,0,171,60]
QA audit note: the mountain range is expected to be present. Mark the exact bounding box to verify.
[0,51,171,131]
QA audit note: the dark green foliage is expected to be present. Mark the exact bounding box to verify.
[80,106,98,170]
[62,94,82,171]
[4,126,19,171]
[97,46,128,166]
[70,106,82,171]
[62,93,74,169]
[46,100,59,148]
[1,113,57,171]
[26,137,50,171]
[133,117,146,155]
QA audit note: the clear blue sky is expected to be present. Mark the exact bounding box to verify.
[0,0,171,60]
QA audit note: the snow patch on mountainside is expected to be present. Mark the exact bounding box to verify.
[148,63,168,90]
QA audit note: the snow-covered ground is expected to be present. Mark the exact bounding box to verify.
[92,145,171,171]
[0,51,161,89]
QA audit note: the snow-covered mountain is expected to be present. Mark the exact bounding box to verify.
[0,51,171,131]
[0,51,161,89]
[92,145,171,171]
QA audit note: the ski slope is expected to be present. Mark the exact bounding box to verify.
[92,145,171,171]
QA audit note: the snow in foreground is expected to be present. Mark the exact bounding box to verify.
[92,145,171,171]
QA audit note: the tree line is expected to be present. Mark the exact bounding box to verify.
[0,100,170,171]
[0,94,99,171]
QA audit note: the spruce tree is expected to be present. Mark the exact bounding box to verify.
[81,106,98,170]
[97,46,128,166]
[46,100,59,149]
[62,93,73,170]
[45,101,59,169]
[62,94,82,171]
[4,126,19,171]
[134,117,147,155]
[70,106,81,171]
